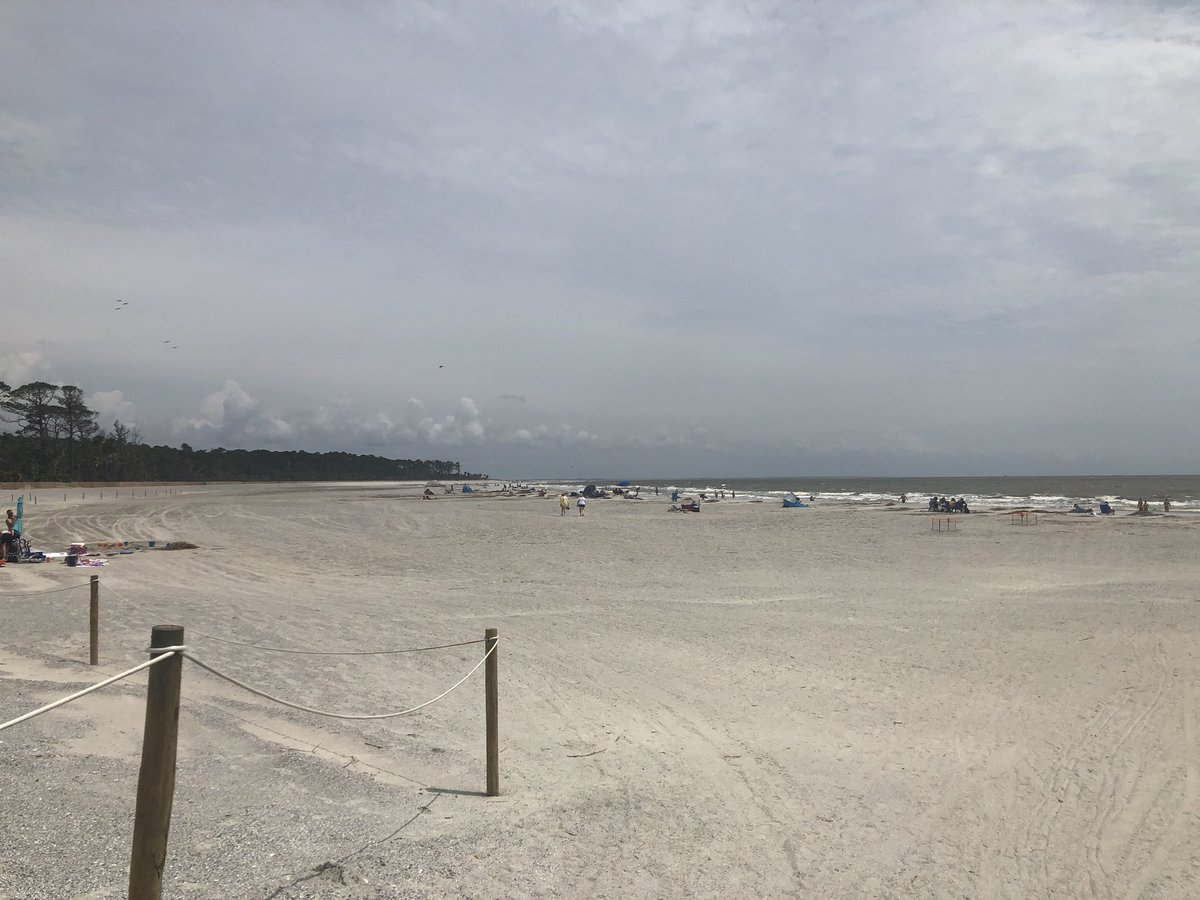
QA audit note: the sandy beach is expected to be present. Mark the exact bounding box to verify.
[2,483,1199,899]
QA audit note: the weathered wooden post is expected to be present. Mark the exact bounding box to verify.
[485,627,499,796]
[128,625,184,900]
[89,575,100,665]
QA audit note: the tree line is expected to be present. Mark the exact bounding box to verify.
[0,381,484,483]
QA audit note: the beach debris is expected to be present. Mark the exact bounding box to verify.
[161,541,198,550]
[310,861,347,885]
[565,747,608,758]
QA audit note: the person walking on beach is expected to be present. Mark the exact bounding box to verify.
[559,493,570,516]
[577,495,587,516]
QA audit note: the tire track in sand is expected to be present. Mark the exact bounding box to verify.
[1116,679,1199,900]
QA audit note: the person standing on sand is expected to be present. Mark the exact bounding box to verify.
[559,493,570,516]
[1,508,18,564]
[577,495,587,516]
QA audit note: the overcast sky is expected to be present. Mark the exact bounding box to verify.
[3,1,1198,478]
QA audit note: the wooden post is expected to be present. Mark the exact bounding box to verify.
[129,625,184,900]
[485,627,499,796]
[89,575,100,665]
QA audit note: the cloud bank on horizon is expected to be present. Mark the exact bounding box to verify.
[3,1,1198,477]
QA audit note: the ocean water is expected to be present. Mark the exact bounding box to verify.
[534,475,1199,514]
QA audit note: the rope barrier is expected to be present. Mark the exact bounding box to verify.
[100,582,485,655]
[0,583,91,598]
[96,582,163,620]
[181,633,485,655]
[182,641,497,720]
[0,650,181,733]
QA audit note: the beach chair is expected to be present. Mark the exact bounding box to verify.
[4,534,30,563]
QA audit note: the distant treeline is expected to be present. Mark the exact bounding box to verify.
[0,380,484,483]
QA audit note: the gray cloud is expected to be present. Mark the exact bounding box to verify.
[4,1,1199,476]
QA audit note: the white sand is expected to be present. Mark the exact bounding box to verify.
[2,483,1199,898]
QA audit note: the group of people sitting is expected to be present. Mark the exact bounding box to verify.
[1072,502,1115,515]
[929,496,970,514]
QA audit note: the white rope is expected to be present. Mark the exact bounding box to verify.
[101,582,484,655]
[182,641,497,720]
[181,633,485,655]
[96,582,163,619]
[0,583,91,598]
[0,651,180,733]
